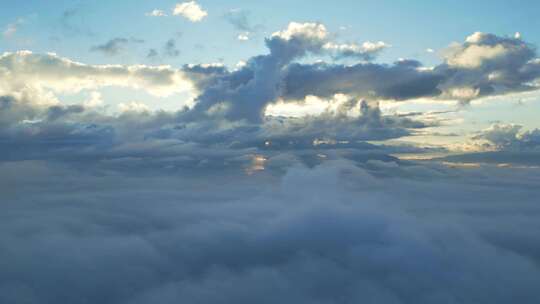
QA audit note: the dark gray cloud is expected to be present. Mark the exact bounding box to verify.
[147,48,159,59]
[59,6,95,37]
[90,37,144,56]
[147,38,182,59]
[164,39,181,57]
[283,60,443,101]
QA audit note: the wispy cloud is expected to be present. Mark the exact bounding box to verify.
[145,9,167,17]
[90,37,145,56]
[2,18,25,39]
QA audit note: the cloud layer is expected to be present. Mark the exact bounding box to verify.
[2,159,540,303]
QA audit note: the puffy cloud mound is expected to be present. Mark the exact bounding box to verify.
[268,22,389,61]
[473,123,540,151]
[173,1,208,22]
[438,32,540,100]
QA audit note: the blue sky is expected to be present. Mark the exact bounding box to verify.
[3,0,540,66]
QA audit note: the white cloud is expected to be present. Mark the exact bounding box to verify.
[146,9,167,17]
[83,91,104,108]
[447,44,508,68]
[271,22,328,41]
[445,32,531,69]
[270,22,388,60]
[173,1,208,22]
[118,101,151,113]
[237,33,249,41]
[0,51,193,98]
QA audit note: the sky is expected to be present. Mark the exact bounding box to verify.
[2,1,540,303]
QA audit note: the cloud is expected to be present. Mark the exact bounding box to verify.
[438,123,540,166]
[164,39,181,57]
[2,18,24,38]
[59,6,95,37]
[446,32,531,69]
[3,20,540,303]
[147,48,159,59]
[472,123,540,151]
[237,33,250,41]
[2,24,540,167]
[0,51,192,97]
[276,30,540,103]
[173,1,208,22]
[224,8,263,41]
[118,101,151,113]
[437,32,540,101]
[282,60,443,102]
[90,37,144,56]
[2,158,540,303]
[224,9,253,32]
[184,22,393,124]
[146,38,182,59]
[146,9,167,17]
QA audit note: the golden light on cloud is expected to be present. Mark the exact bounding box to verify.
[245,154,267,175]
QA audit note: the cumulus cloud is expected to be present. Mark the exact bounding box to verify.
[181,24,540,129]
[173,1,208,22]
[472,123,540,151]
[438,123,540,166]
[183,22,393,124]
[268,22,388,61]
[438,32,540,101]
[2,24,540,167]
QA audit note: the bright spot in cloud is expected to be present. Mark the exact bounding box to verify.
[118,101,151,113]
[146,9,167,17]
[237,33,249,41]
